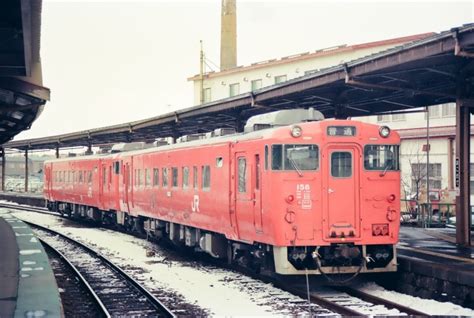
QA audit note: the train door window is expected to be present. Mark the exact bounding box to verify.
[138,169,142,187]
[255,155,260,190]
[88,171,92,185]
[202,165,210,190]
[72,171,75,183]
[153,168,159,187]
[79,171,83,183]
[109,166,112,184]
[162,168,169,187]
[182,167,189,189]
[264,145,269,170]
[103,167,107,185]
[271,145,283,170]
[238,157,247,193]
[172,167,178,187]
[331,152,352,178]
[145,169,151,187]
[193,166,198,189]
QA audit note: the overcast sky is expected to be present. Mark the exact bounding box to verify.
[15,0,474,140]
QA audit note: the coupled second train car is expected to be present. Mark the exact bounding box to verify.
[44,109,400,275]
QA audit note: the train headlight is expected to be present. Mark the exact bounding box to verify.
[379,126,390,138]
[290,125,302,138]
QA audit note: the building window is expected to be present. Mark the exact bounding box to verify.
[411,163,442,191]
[203,88,211,103]
[425,105,440,119]
[391,113,406,121]
[274,75,287,84]
[251,79,262,91]
[229,83,240,97]
[441,103,456,117]
[377,114,390,122]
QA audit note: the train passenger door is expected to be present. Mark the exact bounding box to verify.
[322,144,361,239]
[234,151,262,239]
[122,162,131,213]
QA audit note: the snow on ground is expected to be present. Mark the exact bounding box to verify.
[357,282,474,316]
[9,210,330,316]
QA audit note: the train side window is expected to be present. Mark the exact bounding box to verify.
[88,171,92,185]
[202,165,210,190]
[193,166,198,189]
[153,168,159,187]
[238,157,247,193]
[79,171,83,183]
[172,167,178,187]
[72,171,75,183]
[145,169,151,187]
[103,167,107,185]
[162,168,169,187]
[138,169,142,187]
[182,167,189,188]
[216,157,223,168]
[271,145,283,170]
[114,161,120,174]
[255,155,260,190]
[331,152,352,178]
[265,145,269,170]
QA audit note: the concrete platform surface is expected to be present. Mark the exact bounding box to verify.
[0,210,62,317]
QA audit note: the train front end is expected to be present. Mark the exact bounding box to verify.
[266,117,400,275]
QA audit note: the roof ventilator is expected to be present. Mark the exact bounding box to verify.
[244,108,324,133]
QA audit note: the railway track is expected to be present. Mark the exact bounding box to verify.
[25,221,175,318]
[2,203,429,316]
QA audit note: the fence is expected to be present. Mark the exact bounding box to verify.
[401,199,474,228]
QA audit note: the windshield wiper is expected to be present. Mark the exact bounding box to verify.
[289,157,304,177]
[379,163,392,177]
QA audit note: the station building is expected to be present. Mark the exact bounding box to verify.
[188,33,471,203]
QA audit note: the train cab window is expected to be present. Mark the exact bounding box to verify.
[182,167,189,188]
[193,166,198,189]
[202,165,210,190]
[153,168,159,187]
[331,152,352,178]
[145,169,151,187]
[364,145,400,171]
[162,168,169,187]
[172,167,178,187]
[238,157,247,193]
[272,144,319,171]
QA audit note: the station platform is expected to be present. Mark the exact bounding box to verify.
[0,191,45,207]
[0,209,62,317]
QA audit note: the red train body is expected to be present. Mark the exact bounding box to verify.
[44,110,400,275]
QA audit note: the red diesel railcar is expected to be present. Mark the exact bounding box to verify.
[44,109,400,275]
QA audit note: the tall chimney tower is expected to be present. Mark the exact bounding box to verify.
[220,0,237,71]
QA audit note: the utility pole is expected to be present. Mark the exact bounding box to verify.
[200,40,205,104]
[220,0,237,71]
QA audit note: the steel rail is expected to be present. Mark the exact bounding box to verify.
[337,287,428,316]
[40,238,111,318]
[23,220,176,318]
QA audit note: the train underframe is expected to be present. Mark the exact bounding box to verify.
[47,200,397,276]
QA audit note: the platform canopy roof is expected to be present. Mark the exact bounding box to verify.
[4,23,474,151]
[0,0,50,145]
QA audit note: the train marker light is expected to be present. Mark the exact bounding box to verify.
[387,194,396,202]
[290,125,303,138]
[379,126,390,138]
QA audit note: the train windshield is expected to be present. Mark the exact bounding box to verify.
[272,144,319,171]
[364,145,399,171]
